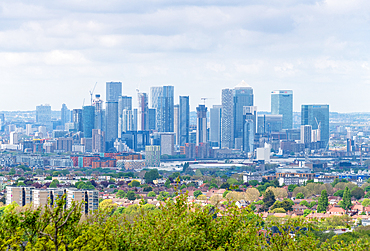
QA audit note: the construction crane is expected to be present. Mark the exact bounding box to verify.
[89,82,98,105]
[200,97,214,105]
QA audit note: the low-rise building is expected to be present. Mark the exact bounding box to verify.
[243,173,263,183]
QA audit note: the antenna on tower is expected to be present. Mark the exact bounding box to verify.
[89,82,98,105]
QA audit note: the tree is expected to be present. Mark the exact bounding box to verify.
[147,191,156,197]
[144,169,159,184]
[309,201,317,208]
[303,209,312,217]
[116,190,126,198]
[341,186,352,211]
[362,198,370,207]
[331,178,340,187]
[222,190,230,198]
[128,180,141,187]
[164,179,171,188]
[126,191,137,201]
[334,189,344,197]
[197,195,207,200]
[266,187,287,198]
[249,180,259,187]
[182,162,189,173]
[193,190,202,198]
[300,200,310,207]
[317,189,329,213]
[271,208,286,213]
[99,199,118,212]
[288,184,298,192]
[351,187,365,200]
[296,193,304,199]
[244,188,260,202]
[262,190,275,211]
[210,195,223,206]
[180,184,187,190]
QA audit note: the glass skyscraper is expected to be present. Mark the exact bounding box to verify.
[179,96,189,146]
[151,86,174,132]
[301,104,329,145]
[233,80,254,147]
[106,82,122,102]
[221,88,233,149]
[210,105,222,147]
[271,90,293,129]
[82,106,95,138]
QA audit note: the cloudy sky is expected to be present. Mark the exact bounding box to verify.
[1,0,370,112]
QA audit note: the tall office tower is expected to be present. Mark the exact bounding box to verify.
[36,104,52,130]
[138,92,149,131]
[132,108,138,131]
[271,90,293,129]
[233,80,254,147]
[257,115,283,134]
[196,104,207,146]
[61,104,71,126]
[150,87,163,109]
[242,106,257,153]
[301,104,329,145]
[105,101,118,144]
[122,109,133,132]
[174,104,179,145]
[26,124,32,136]
[160,133,175,156]
[221,89,234,149]
[72,109,83,132]
[106,81,122,102]
[179,96,190,146]
[210,105,222,147]
[92,129,105,153]
[10,131,18,145]
[82,106,94,138]
[151,86,174,132]
[93,94,104,130]
[148,108,156,131]
[118,96,132,138]
[300,125,312,144]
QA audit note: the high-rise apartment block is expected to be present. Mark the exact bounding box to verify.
[221,89,234,149]
[106,81,122,102]
[210,105,222,147]
[174,104,179,145]
[145,145,161,167]
[179,96,190,146]
[73,108,83,132]
[233,81,254,147]
[36,104,52,130]
[271,90,293,129]
[301,104,329,145]
[82,106,94,138]
[92,129,105,153]
[137,92,149,131]
[196,104,207,146]
[151,86,174,132]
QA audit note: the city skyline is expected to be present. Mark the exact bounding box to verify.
[1,1,370,112]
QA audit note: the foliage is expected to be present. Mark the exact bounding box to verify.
[249,180,259,186]
[362,198,370,207]
[317,190,329,213]
[144,169,159,184]
[303,209,312,217]
[333,189,344,197]
[288,184,298,192]
[270,199,293,212]
[261,189,275,212]
[351,187,365,200]
[75,181,95,190]
[147,191,156,197]
[271,208,286,213]
[341,186,352,211]
[266,187,287,198]
[193,190,202,198]
[296,192,304,199]
[116,190,126,198]
[128,180,141,187]
[126,190,137,201]
[222,190,230,198]
[300,200,310,207]
[335,182,356,191]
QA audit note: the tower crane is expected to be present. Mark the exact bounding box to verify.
[89,82,98,105]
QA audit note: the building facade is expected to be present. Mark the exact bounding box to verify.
[271,90,293,130]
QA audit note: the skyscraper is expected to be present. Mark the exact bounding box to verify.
[301,104,329,145]
[105,82,121,145]
[92,129,105,153]
[61,104,71,126]
[174,104,179,145]
[148,108,156,131]
[93,94,104,130]
[72,108,83,132]
[221,89,234,149]
[137,92,149,131]
[179,96,190,146]
[151,86,174,132]
[196,104,207,146]
[271,90,293,129]
[233,80,254,147]
[118,96,132,138]
[242,106,257,153]
[106,82,122,102]
[210,105,222,147]
[82,106,94,138]
[36,104,52,130]
[105,101,118,143]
